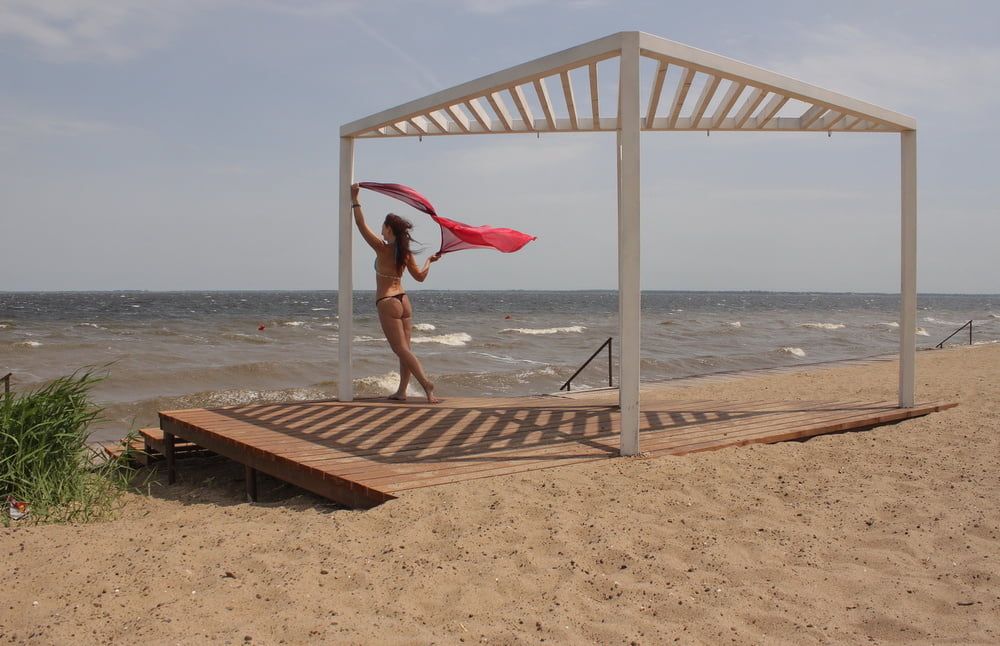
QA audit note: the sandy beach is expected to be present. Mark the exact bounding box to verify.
[2,344,997,645]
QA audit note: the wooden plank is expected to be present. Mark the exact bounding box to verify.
[688,75,721,128]
[589,62,600,129]
[510,85,535,131]
[159,416,393,508]
[486,91,514,131]
[560,70,578,130]
[666,67,695,129]
[156,397,955,508]
[645,60,668,128]
[533,77,557,130]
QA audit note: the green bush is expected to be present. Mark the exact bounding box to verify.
[0,369,136,524]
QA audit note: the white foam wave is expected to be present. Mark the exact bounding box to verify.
[501,325,586,335]
[412,332,472,346]
[311,307,331,311]
[471,351,545,365]
[973,339,999,346]
[916,327,929,337]
[76,322,101,328]
[14,340,41,348]
[801,322,845,330]
[727,321,742,328]
[881,321,900,328]
[354,371,419,396]
[923,317,961,326]
[354,335,386,343]
[413,323,436,331]
[0,324,8,329]
[780,346,806,358]
[282,321,306,327]
[989,314,1000,320]
[321,335,338,342]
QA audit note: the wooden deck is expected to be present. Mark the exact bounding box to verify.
[158,387,955,509]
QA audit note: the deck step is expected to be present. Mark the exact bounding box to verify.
[140,427,198,454]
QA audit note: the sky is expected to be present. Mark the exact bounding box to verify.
[1,0,998,293]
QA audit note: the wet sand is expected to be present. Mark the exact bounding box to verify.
[2,344,997,644]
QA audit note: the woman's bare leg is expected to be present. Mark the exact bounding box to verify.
[390,308,413,400]
[378,299,438,403]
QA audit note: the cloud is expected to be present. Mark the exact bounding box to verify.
[0,0,356,63]
[770,23,1000,120]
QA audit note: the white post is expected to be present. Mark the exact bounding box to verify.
[617,32,641,455]
[338,137,355,402]
[899,130,917,407]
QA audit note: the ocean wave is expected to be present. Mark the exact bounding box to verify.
[282,321,307,327]
[973,339,999,346]
[990,314,1000,320]
[221,332,271,344]
[354,371,419,396]
[471,351,545,365]
[923,317,961,326]
[880,321,900,328]
[413,323,436,331]
[311,307,331,311]
[354,335,386,343]
[501,325,586,335]
[321,335,338,342]
[412,332,472,346]
[13,340,42,348]
[75,322,102,329]
[779,346,806,358]
[801,322,845,330]
[659,320,677,326]
[916,328,929,337]
[727,321,742,328]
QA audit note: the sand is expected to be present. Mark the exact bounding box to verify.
[2,344,998,645]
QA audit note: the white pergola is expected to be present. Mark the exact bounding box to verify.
[337,31,918,456]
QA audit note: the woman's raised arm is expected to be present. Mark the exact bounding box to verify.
[351,184,385,251]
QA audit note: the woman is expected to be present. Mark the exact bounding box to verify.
[351,183,441,403]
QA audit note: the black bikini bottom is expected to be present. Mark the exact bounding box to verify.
[375,293,407,305]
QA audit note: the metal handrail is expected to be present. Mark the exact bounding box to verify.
[2,372,11,396]
[560,337,613,392]
[935,320,973,349]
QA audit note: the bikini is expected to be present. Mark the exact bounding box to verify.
[374,258,406,305]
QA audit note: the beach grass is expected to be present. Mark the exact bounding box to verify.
[0,368,137,525]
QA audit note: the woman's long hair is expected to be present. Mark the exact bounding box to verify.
[383,213,420,272]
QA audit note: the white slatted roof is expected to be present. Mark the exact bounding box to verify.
[341,31,915,139]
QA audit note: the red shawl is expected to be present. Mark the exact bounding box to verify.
[358,182,537,255]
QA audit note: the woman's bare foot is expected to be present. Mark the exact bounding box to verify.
[423,383,441,404]
[387,391,407,401]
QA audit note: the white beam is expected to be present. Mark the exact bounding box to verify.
[406,116,428,135]
[510,85,535,131]
[618,32,641,456]
[589,62,600,129]
[751,94,788,128]
[899,130,917,408]
[711,81,745,129]
[666,66,695,129]
[638,32,915,131]
[732,87,766,128]
[645,60,668,129]
[533,77,558,130]
[799,104,827,129]
[425,110,449,133]
[560,70,579,130]
[465,98,492,131]
[445,104,471,132]
[689,75,721,128]
[341,32,622,137]
[338,137,355,402]
[486,91,514,131]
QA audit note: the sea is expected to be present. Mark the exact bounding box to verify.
[2,291,998,443]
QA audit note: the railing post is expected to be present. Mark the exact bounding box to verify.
[608,337,613,388]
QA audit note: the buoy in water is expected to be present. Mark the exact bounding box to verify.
[258,324,266,331]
